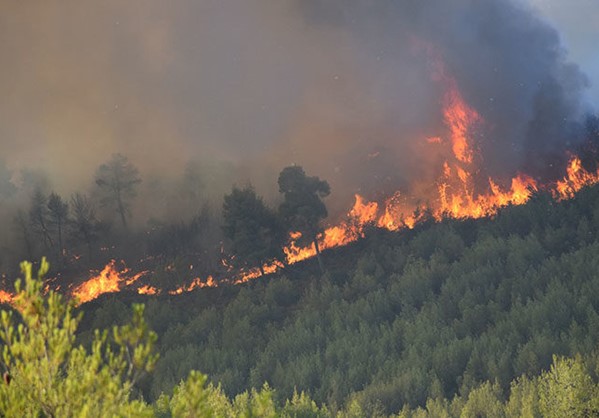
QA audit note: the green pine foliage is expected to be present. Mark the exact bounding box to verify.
[222,185,286,274]
[99,184,599,415]
[7,183,599,415]
[0,258,156,417]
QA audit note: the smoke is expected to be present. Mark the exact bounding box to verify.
[0,0,595,221]
[525,0,599,105]
[294,0,592,179]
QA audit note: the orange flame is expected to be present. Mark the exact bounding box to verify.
[275,64,584,269]
[443,78,480,164]
[555,157,599,199]
[168,276,217,295]
[0,290,13,305]
[71,260,149,304]
[71,260,123,304]
[137,285,159,295]
[4,51,599,306]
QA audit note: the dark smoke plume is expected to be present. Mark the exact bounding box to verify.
[294,0,591,183]
[0,0,595,221]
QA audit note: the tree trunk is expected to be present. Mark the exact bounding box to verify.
[43,228,54,250]
[117,192,128,230]
[58,221,63,256]
[40,216,54,250]
[57,221,64,266]
[313,238,324,274]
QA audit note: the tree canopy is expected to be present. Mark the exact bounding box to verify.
[95,153,141,229]
[222,186,286,275]
[278,166,330,269]
[0,258,157,416]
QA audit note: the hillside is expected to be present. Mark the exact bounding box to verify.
[78,184,599,414]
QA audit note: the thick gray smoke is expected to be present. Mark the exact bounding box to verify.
[295,0,592,181]
[0,0,595,220]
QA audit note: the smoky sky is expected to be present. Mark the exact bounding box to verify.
[0,0,596,211]
[526,0,599,105]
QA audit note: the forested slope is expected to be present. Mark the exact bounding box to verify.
[82,185,599,414]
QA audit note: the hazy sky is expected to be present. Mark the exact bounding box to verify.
[525,0,599,105]
[0,0,597,200]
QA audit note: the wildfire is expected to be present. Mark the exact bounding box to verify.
[234,262,283,284]
[278,65,537,265]
[3,50,599,307]
[137,285,159,295]
[278,61,597,268]
[555,157,599,199]
[168,276,217,295]
[4,155,599,306]
[68,258,221,302]
[71,260,150,304]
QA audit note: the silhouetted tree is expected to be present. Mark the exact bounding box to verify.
[47,192,69,260]
[223,186,286,275]
[70,193,101,262]
[13,210,33,260]
[95,154,141,229]
[278,165,330,272]
[29,188,54,250]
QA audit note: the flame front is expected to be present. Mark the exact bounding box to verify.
[70,260,218,302]
[5,51,599,305]
[279,66,596,267]
[169,276,217,294]
[137,285,159,295]
[71,260,126,304]
[71,260,151,304]
[555,157,599,199]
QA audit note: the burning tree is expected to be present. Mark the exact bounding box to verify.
[94,154,141,230]
[222,186,286,276]
[278,166,330,272]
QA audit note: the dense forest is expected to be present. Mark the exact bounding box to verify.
[3,0,599,415]
[49,178,599,416]
[3,261,599,416]
[1,117,598,416]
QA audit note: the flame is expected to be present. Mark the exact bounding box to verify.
[443,79,479,164]
[168,276,217,295]
[70,260,218,302]
[4,154,599,306]
[3,51,599,306]
[137,285,159,295]
[274,64,587,269]
[71,260,149,304]
[281,196,378,265]
[350,194,378,225]
[71,260,122,303]
[0,290,13,305]
[555,157,599,199]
